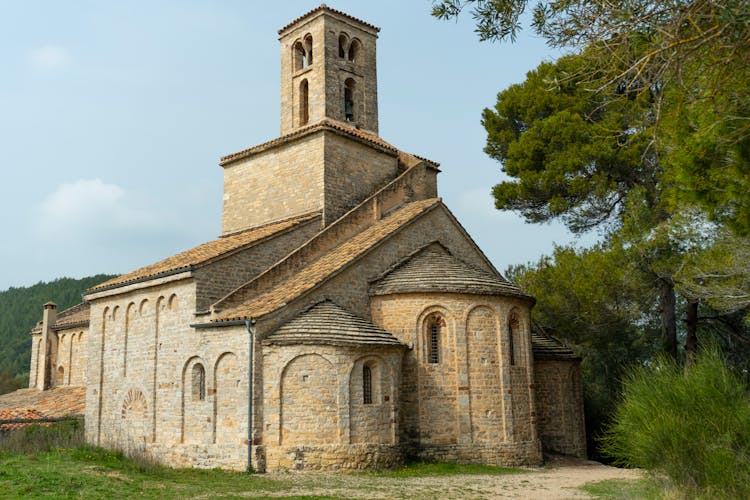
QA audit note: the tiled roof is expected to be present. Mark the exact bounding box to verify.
[219,119,398,166]
[53,302,90,329]
[531,324,580,360]
[88,213,320,292]
[0,409,47,432]
[0,386,86,431]
[278,4,380,35]
[370,243,530,299]
[214,198,441,322]
[265,300,404,348]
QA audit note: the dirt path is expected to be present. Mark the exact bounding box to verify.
[250,456,644,499]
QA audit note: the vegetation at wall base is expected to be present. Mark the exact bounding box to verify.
[601,348,750,498]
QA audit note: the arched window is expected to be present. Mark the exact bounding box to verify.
[344,78,355,122]
[348,39,360,62]
[293,41,306,71]
[304,34,313,65]
[192,363,206,401]
[57,366,65,386]
[299,79,309,126]
[338,33,349,58]
[363,365,373,404]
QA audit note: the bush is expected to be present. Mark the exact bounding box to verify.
[601,349,750,498]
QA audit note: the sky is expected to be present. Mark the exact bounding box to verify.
[0,1,596,292]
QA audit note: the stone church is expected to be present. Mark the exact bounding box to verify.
[19,6,586,471]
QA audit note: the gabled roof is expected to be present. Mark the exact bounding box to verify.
[531,323,581,361]
[88,213,320,293]
[53,302,90,330]
[265,300,404,348]
[370,243,530,299]
[213,198,441,322]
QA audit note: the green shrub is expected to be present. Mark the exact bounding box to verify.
[601,348,750,498]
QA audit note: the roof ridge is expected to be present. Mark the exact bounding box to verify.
[212,198,440,322]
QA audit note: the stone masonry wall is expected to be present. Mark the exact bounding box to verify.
[261,343,403,471]
[194,217,321,313]
[85,279,249,470]
[323,132,399,224]
[371,293,541,466]
[534,359,587,457]
[54,327,88,386]
[221,133,325,235]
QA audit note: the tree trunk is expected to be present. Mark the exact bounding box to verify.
[660,278,678,358]
[685,300,699,363]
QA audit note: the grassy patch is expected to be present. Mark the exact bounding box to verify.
[0,445,296,499]
[580,478,663,499]
[365,460,525,477]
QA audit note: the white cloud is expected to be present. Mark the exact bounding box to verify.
[35,179,156,240]
[29,45,70,72]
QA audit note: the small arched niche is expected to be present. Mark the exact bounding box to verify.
[293,41,306,71]
[303,34,313,65]
[338,33,349,58]
[348,38,361,62]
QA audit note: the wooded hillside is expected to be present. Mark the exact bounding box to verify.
[0,275,115,394]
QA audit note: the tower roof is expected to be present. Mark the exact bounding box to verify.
[278,4,380,36]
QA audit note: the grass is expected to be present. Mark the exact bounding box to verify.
[579,478,664,499]
[0,422,654,499]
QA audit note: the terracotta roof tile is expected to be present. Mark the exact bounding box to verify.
[370,243,530,299]
[278,5,380,35]
[88,213,320,292]
[531,324,580,360]
[214,198,440,322]
[53,302,90,329]
[265,300,404,348]
[219,119,398,166]
[0,386,86,431]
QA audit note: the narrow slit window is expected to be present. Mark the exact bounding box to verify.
[344,78,355,122]
[429,322,440,364]
[363,365,372,404]
[299,79,309,126]
[509,312,520,366]
[192,363,206,401]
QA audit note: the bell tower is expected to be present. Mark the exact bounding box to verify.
[278,5,380,135]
